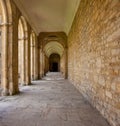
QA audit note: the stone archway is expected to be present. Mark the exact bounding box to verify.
[30,31,38,81]
[38,32,68,79]
[18,16,31,86]
[18,17,25,85]
[43,40,67,78]
[49,53,60,72]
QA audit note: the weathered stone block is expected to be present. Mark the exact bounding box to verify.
[68,0,120,126]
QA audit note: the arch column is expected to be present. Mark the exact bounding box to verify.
[33,35,38,80]
[39,47,45,78]
[18,37,25,85]
[42,51,45,76]
[45,55,49,74]
[0,0,20,96]
[65,47,68,79]
[24,30,31,85]
[38,46,41,79]
[31,39,35,80]
[1,23,9,95]
[2,22,19,95]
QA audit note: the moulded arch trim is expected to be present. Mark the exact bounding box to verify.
[20,16,28,32]
[30,31,36,46]
[19,16,28,39]
[18,18,24,39]
[0,0,12,23]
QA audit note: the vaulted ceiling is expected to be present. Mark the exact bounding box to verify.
[44,41,64,57]
[13,0,80,35]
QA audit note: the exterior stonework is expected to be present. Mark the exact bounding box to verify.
[68,0,120,126]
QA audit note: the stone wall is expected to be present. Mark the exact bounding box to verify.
[68,0,120,126]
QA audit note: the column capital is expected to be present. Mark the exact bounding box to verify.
[18,37,28,40]
[0,22,12,27]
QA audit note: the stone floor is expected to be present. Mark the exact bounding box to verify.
[0,72,110,126]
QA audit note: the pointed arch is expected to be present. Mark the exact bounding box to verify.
[44,41,64,58]
[18,16,31,86]
[0,0,12,23]
[18,17,25,85]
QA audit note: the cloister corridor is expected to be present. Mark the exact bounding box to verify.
[0,72,110,126]
[0,0,120,126]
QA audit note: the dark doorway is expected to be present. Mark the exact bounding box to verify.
[49,53,60,72]
[52,62,58,72]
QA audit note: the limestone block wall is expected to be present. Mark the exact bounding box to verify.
[68,0,120,126]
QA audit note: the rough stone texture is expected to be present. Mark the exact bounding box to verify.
[0,73,110,126]
[68,0,120,126]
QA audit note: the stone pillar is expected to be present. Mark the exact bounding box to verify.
[1,21,19,95]
[45,55,49,74]
[39,48,45,78]
[1,0,22,95]
[40,48,43,78]
[33,35,38,80]
[18,38,25,85]
[38,46,41,79]
[24,30,31,85]
[23,40,26,84]
[65,47,68,79]
[31,38,35,80]
[1,24,9,95]
[42,52,45,76]
[9,19,19,95]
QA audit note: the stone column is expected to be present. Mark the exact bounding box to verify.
[25,34,31,85]
[65,47,68,79]
[40,48,43,78]
[33,36,38,80]
[42,51,45,76]
[18,38,25,85]
[40,47,45,78]
[38,46,41,79]
[9,19,20,95]
[24,30,31,85]
[45,55,49,74]
[2,20,20,95]
[1,24,9,95]
[31,41,35,80]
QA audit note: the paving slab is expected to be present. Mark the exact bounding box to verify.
[0,72,110,126]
